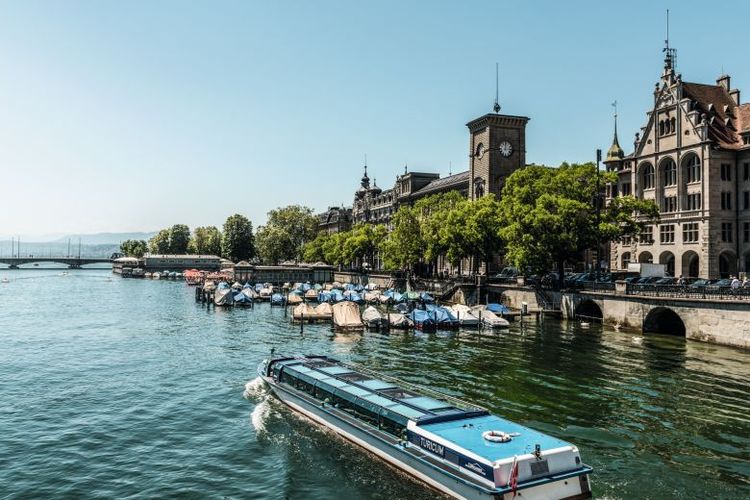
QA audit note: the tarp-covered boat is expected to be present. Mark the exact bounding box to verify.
[233,291,253,306]
[270,293,286,306]
[387,312,412,329]
[481,310,510,328]
[214,287,234,306]
[314,302,333,319]
[292,303,316,320]
[432,306,459,329]
[486,303,511,315]
[450,304,480,327]
[304,289,319,301]
[332,301,364,330]
[287,293,303,305]
[409,309,436,332]
[361,306,386,329]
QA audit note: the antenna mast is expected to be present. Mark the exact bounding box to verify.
[663,9,676,70]
[493,62,501,113]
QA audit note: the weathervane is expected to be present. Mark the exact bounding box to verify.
[493,62,501,113]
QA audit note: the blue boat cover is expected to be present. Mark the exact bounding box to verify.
[271,293,285,304]
[218,282,230,290]
[420,292,435,303]
[486,303,510,314]
[433,307,458,325]
[234,292,252,304]
[409,309,435,325]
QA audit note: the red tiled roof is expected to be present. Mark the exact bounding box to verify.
[682,82,739,148]
[738,103,750,133]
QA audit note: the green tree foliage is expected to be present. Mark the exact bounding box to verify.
[189,226,222,255]
[168,224,191,254]
[342,223,388,268]
[414,191,466,265]
[222,214,255,262]
[302,232,329,263]
[381,206,423,271]
[256,224,290,265]
[148,229,171,254]
[322,231,349,267]
[499,162,659,286]
[256,205,319,264]
[120,239,148,258]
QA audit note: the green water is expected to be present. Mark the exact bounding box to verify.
[0,270,748,499]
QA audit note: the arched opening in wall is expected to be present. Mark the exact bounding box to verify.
[639,162,655,191]
[658,251,675,276]
[681,251,700,278]
[638,251,653,264]
[574,300,603,322]
[643,307,686,336]
[719,251,738,279]
[621,252,631,269]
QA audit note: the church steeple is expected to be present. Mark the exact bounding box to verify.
[606,101,624,162]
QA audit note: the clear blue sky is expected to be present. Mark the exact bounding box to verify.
[1,0,748,238]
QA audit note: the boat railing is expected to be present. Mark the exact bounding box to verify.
[345,362,488,413]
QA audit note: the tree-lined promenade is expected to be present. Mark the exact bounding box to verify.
[122,163,659,284]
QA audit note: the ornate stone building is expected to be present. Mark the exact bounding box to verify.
[317,206,352,234]
[606,49,750,278]
[348,107,529,227]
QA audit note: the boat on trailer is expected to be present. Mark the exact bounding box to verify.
[258,355,592,499]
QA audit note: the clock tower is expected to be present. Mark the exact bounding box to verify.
[467,111,529,200]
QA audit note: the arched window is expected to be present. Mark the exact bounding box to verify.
[683,154,701,183]
[641,163,655,190]
[621,252,631,269]
[661,158,677,186]
[671,117,676,133]
[659,121,665,136]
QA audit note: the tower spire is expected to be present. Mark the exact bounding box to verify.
[606,100,624,161]
[493,62,501,113]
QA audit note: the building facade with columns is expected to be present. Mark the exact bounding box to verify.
[605,50,750,279]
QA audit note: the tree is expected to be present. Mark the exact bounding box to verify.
[120,239,148,258]
[222,214,255,262]
[381,206,423,271]
[415,191,469,273]
[148,229,171,254]
[302,232,329,263]
[342,223,388,269]
[256,224,291,265]
[461,194,504,273]
[168,224,191,254]
[256,205,319,263]
[499,162,659,288]
[322,231,349,267]
[190,226,222,255]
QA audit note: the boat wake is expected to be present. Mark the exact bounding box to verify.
[245,377,272,435]
[250,399,271,434]
[244,377,266,399]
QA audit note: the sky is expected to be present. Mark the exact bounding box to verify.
[1,0,748,239]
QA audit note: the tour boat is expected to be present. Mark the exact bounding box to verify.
[258,354,592,500]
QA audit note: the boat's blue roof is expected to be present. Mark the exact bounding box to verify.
[419,414,573,463]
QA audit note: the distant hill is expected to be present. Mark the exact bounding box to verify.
[52,232,156,245]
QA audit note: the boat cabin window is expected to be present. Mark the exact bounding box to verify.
[379,388,417,399]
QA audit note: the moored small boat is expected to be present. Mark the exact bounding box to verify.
[361,306,386,329]
[270,293,286,306]
[409,309,436,332]
[481,310,510,329]
[332,301,364,330]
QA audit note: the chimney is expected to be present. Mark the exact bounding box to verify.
[729,89,740,106]
[717,74,731,91]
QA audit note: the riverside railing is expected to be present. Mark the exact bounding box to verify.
[626,284,750,300]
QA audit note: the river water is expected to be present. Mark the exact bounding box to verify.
[1,269,748,499]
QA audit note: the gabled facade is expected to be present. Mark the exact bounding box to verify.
[606,51,750,278]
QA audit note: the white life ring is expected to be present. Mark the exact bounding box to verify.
[483,430,512,443]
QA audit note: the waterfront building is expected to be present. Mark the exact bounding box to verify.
[605,46,750,278]
[143,254,221,272]
[317,206,353,234]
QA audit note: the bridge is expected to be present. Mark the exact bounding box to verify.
[0,257,113,269]
[482,283,750,350]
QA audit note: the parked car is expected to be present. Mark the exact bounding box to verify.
[709,279,733,289]
[636,276,661,285]
[654,277,677,285]
[689,279,715,289]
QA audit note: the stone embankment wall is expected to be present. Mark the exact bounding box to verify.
[333,271,393,289]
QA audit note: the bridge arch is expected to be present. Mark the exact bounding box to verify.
[574,299,603,322]
[643,307,685,336]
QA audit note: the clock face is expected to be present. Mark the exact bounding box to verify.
[499,141,513,157]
